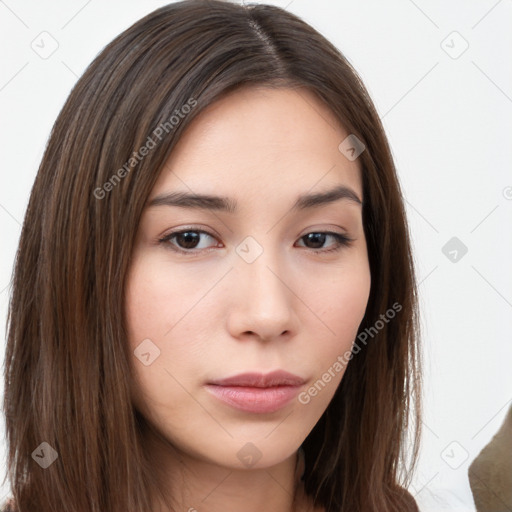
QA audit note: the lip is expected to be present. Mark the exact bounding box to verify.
[205,370,305,414]
[208,370,305,388]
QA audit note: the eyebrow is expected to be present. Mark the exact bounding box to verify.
[147,184,363,213]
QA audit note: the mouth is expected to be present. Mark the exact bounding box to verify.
[204,370,305,414]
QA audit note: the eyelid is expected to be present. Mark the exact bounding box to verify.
[158,224,217,238]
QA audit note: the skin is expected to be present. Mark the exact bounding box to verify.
[124,85,371,512]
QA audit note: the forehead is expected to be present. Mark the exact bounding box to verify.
[152,86,362,203]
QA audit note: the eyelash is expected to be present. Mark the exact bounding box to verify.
[158,228,354,256]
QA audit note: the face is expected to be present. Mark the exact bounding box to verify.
[125,86,371,471]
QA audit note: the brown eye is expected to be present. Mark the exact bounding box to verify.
[159,229,219,253]
[296,232,353,253]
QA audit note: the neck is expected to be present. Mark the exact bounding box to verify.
[143,425,308,512]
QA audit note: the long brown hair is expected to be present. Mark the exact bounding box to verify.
[2,1,422,511]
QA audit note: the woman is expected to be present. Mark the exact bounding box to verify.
[2,1,422,511]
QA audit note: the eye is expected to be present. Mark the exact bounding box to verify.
[295,231,354,254]
[158,229,220,253]
[158,228,354,255]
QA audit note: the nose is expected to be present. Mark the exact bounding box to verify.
[226,245,297,342]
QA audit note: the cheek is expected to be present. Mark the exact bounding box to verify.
[124,254,209,414]
[297,268,370,410]
[124,253,195,344]
[125,257,173,410]
[316,257,371,337]
[308,258,371,372]
[125,253,167,324]
[329,274,370,336]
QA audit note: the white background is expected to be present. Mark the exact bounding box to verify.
[1,1,511,510]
